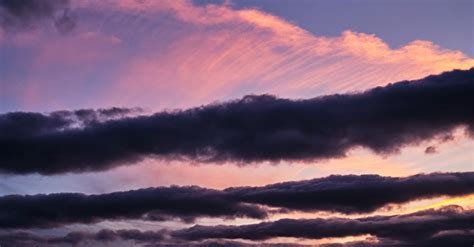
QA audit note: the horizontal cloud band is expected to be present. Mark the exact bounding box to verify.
[1,172,472,228]
[0,68,473,174]
[173,205,474,243]
[0,186,266,228]
[0,229,167,247]
[1,206,472,247]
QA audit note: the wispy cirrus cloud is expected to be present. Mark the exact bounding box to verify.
[1,0,473,111]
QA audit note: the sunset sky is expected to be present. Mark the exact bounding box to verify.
[0,0,473,246]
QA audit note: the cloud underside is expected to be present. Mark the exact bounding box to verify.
[0,68,473,174]
[0,206,472,247]
[0,172,472,228]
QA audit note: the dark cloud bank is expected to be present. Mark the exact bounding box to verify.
[174,205,474,240]
[1,68,473,174]
[0,229,168,247]
[173,206,474,244]
[226,171,474,214]
[0,107,140,140]
[0,186,267,229]
[0,0,76,33]
[0,229,306,247]
[1,206,472,247]
[0,172,472,228]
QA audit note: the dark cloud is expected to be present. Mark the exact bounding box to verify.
[2,228,472,247]
[172,205,474,242]
[0,207,472,246]
[0,172,472,228]
[0,186,267,229]
[228,172,474,214]
[0,229,167,247]
[408,230,474,247]
[0,0,76,33]
[424,145,437,154]
[147,240,308,247]
[1,68,473,174]
[0,230,309,247]
[0,107,140,140]
[321,230,474,247]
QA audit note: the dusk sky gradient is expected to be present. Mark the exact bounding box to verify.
[0,0,473,246]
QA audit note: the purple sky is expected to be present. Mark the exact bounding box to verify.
[229,0,474,56]
[0,1,473,246]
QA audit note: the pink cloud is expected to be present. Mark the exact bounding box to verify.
[3,0,472,111]
[93,0,474,109]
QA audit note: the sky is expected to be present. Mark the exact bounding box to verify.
[0,0,473,246]
[231,0,474,56]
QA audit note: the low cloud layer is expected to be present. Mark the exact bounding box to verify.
[1,206,472,247]
[173,205,473,242]
[0,68,473,174]
[0,172,472,228]
[0,229,167,247]
[0,230,308,247]
[0,186,267,229]
[0,107,141,139]
[322,230,474,247]
[228,172,474,213]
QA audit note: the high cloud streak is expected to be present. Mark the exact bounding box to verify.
[1,0,473,111]
[1,172,472,228]
[0,69,473,174]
